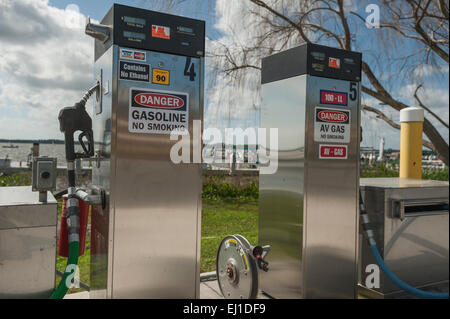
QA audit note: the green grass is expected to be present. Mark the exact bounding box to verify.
[1,167,447,293]
[423,167,449,181]
[54,197,259,291]
[201,198,258,273]
[0,172,31,186]
[361,164,449,181]
[55,202,91,293]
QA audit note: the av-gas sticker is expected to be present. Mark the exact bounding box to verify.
[314,107,350,143]
[319,144,348,159]
[129,88,189,134]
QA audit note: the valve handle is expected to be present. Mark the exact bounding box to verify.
[252,245,271,272]
[78,130,94,158]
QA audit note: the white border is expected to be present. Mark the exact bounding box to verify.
[128,87,190,135]
[314,106,351,143]
[119,61,151,83]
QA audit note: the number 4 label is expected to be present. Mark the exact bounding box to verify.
[184,57,196,81]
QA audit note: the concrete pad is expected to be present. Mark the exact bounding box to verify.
[200,281,224,299]
[64,291,90,299]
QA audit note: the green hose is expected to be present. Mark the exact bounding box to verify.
[50,241,80,299]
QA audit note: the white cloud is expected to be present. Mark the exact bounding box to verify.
[206,0,311,131]
[0,0,95,139]
[362,82,449,149]
[400,84,449,113]
[361,104,401,150]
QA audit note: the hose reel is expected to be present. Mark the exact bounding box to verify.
[216,234,270,299]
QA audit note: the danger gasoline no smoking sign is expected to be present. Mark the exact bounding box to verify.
[129,88,189,134]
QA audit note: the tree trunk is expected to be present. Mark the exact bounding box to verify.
[423,118,449,166]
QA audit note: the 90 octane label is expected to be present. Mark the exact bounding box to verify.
[129,88,189,134]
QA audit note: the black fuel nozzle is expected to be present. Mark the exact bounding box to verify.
[58,102,94,161]
[58,83,99,161]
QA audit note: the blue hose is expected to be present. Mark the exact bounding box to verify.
[369,244,449,299]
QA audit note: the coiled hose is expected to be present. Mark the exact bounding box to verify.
[360,191,449,299]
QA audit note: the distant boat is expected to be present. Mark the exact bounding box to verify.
[2,143,19,149]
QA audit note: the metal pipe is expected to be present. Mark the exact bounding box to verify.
[75,189,102,205]
[85,17,110,43]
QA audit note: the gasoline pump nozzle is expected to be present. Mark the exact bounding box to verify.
[50,83,99,299]
[58,83,98,163]
[58,82,98,238]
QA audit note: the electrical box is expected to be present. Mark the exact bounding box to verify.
[0,186,57,299]
[359,178,449,298]
[32,157,57,192]
[87,4,204,298]
[259,43,362,298]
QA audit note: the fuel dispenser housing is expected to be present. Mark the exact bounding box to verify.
[0,187,57,298]
[88,4,204,298]
[259,44,362,298]
[359,178,449,298]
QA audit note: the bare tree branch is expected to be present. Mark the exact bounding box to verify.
[249,0,305,36]
[337,0,352,50]
[438,0,449,20]
[362,104,436,151]
[414,84,449,128]
[209,0,449,165]
[362,104,401,129]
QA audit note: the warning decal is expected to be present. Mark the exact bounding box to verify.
[152,25,170,39]
[119,61,150,82]
[152,69,170,85]
[319,145,348,159]
[320,90,348,106]
[314,107,350,143]
[129,88,189,134]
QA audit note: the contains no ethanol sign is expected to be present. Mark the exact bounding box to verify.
[120,61,150,82]
[129,88,189,134]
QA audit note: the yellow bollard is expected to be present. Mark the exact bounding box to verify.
[400,107,424,179]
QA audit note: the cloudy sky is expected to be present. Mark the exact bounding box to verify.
[0,0,448,150]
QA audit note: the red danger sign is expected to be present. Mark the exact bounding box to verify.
[317,110,349,123]
[320,90,348,106]
[133,92,185,109]
[319,145,348,159]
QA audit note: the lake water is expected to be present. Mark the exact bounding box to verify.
[0,142,68,165]
[1,142,258,169]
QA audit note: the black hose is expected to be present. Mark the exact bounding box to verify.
[67,169,76,188]
[53,189,68,199]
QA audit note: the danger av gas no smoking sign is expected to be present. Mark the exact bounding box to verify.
[314,107,351,143]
